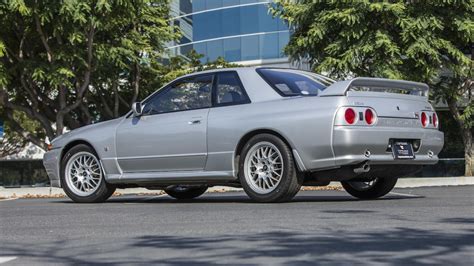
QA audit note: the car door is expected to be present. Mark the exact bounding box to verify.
[115,74,213,173]
[206,71,252,172]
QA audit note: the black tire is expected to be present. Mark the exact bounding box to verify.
[164,186,208,200]
[239,134,302,203]
[341,178,398,199]
[60,144,116,203]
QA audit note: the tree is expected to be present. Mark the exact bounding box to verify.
[0,0,177,149]
[0,108,44,157]
[272,0,474,176]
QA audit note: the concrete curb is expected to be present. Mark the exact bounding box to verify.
[394,176,474,188]
[0,177,472,199]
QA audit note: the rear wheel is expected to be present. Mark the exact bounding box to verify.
[61,144,116,203]
[239,134,302,203]
[341,178,398,199]
[164,186,208,200]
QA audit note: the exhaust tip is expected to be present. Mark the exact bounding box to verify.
[354,163,371,174]
[364,164,370,171]
[428,150,434,158]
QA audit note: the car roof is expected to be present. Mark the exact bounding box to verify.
[179,66,306,78]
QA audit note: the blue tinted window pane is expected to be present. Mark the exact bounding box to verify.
[193,42,207,63]
[206,0,222,9]
[224,38,241,62]
[241,35,259,61]
[180,0,192,14]
[179,43,193,56]
[206,39,223,61]
[258,4,278,32]
[192,0,206,12]
[223,0,240,7]
[191,3,287,41]
[240,5,258,35]
[260,33,278,59]
[193,10,222,41]
[278,31,290,57]
[222,7,241,36]
[240,0,259,4]
[193,13,207,41]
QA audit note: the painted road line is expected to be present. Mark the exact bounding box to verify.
[0,257,17,264]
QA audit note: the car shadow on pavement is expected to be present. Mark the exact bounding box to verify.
[51,192,424,204]
[1,226,472,265]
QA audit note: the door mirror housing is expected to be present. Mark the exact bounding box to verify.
[132,102,144,117]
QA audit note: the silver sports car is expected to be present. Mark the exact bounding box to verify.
[43,67,444,203]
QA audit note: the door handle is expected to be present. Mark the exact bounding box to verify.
[188,120,201,125]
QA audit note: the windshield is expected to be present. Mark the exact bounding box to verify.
[257,68,335,97]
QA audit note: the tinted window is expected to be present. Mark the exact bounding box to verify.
[257,69,333,96]
[143,75,212,115]
[241,35,259,61]
[215,72,250,105]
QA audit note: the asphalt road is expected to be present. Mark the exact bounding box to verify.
[1,186,473,265]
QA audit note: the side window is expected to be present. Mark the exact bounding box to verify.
[143,75,212,115]
[215,72,250,106]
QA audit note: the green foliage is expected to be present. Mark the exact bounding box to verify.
[0,0,178,147]
[0,108,43,157]
[273,0,472,81]
[0,0,238,152]
[273,0,473,174]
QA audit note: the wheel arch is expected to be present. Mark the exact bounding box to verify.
[235,129,294,157]
[234,129,296,174]
[60,139,98,162]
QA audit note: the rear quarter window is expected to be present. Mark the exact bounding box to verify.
[257,68,333,97]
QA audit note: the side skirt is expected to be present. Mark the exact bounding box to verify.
[106,170,237,185]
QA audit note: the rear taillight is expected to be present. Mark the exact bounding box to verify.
[344,108,356,124]
[432,113,439,128]
[365,109,375,125]
[421,112,428,127]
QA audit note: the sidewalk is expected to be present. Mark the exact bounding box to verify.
[0,177,472,199]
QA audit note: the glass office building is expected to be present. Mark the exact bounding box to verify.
[168,0,290,65]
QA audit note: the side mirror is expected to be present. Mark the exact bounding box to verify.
[131,102,144,117]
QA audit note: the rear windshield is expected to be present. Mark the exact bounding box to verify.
[257,68,334,97]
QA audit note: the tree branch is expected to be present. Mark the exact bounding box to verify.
[0,88,55,139]
[56,24,95,135]
[130,61,141,104]
[4,108,46,150]
[34,13,53,63]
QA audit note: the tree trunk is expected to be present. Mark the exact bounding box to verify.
[462,129,473,176]
[447,98,473,177]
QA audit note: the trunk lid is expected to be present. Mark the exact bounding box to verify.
[320,77,433,118]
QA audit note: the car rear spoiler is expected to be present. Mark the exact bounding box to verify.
[319,77,429,97]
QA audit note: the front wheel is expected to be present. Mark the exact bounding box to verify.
[164,186,208,200]
[239,134,302,203]
[60,144,116,203]
[341,178,398,199]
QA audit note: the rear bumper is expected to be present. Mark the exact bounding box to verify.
[331,126,444,167]
[42,149,61,187]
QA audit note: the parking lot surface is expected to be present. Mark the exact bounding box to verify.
[1,186,473,265]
